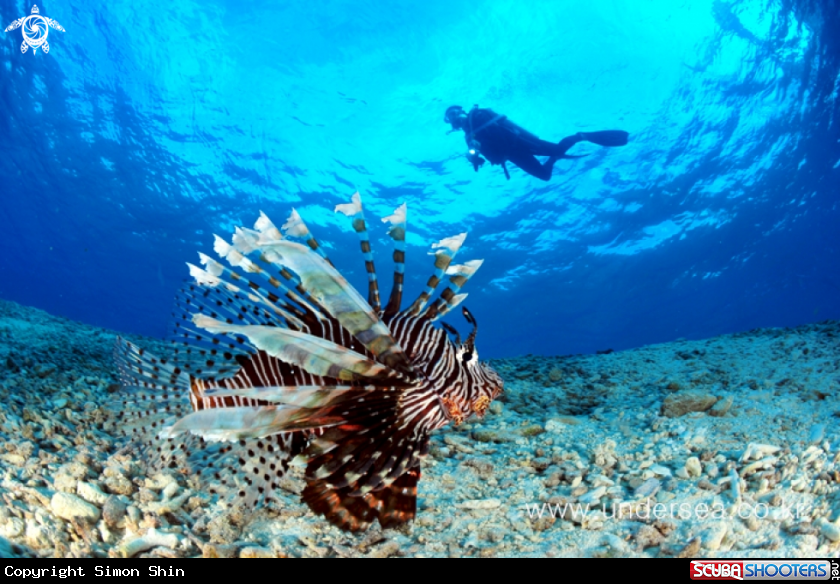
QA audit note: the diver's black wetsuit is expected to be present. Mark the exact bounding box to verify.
[459,107,628,181]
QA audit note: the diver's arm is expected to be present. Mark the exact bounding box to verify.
[467,152,485,172]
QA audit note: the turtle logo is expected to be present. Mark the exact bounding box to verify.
[4,5,64,55]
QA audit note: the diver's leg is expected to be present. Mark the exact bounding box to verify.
[507,151,554,181]
[527,135,586,158]
[556,134,585,156]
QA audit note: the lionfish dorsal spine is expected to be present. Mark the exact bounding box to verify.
[424,259,484,320]
[250,213,316,289]
[381,203,407,316]
[232,225,319,310]
[406,232,467,316]
[335,192,381,313]
[188,254,308,329]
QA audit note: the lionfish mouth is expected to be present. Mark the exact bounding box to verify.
[112,191,504,533]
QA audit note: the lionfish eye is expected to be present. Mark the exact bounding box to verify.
[462,350,473,363]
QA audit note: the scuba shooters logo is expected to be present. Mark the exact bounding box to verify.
[4,5,64,55]
[691,560,838,581]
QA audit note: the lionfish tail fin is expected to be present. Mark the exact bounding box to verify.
[335,192,381,313]
[381,203,407,317]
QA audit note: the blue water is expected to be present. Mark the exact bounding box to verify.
[1,0,838,358]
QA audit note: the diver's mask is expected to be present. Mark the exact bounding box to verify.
[444,105,466,133]
[444,106,464,124]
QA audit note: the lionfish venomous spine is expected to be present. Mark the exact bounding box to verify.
[113,192,504,532]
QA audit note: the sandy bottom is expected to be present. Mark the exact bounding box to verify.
[0,298,838,558]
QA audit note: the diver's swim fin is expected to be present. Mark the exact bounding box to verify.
[580,130,629,147]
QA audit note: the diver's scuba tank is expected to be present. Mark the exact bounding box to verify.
[465,105,506,158]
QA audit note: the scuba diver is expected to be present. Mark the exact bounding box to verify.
[444,105,629,181]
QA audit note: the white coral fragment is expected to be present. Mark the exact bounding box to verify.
[117,527,181,558]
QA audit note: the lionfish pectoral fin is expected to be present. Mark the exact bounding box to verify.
[254,211,284,241]
[187,256,309,329]
[301,465,421,532]
[201,385,358,408]
[301,481,378,533]
[376,465,422,529]
[165,405,340,442]
[191,432,309,511]
[302,458,423,532]
[282,208,333,265]
[298,394,430,531]
[192,315,411,385]
[175,266,307,370]
[256,239,415,378]
[209,233,327,322]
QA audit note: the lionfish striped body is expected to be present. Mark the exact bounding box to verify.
[113,192,503,532]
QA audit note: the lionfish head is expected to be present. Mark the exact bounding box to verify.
[470,360,503,419]
[448,306,504,419]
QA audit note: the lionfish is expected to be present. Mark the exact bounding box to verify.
[113,192,504,532]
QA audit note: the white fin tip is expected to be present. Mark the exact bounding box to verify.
[335,191,362,216]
